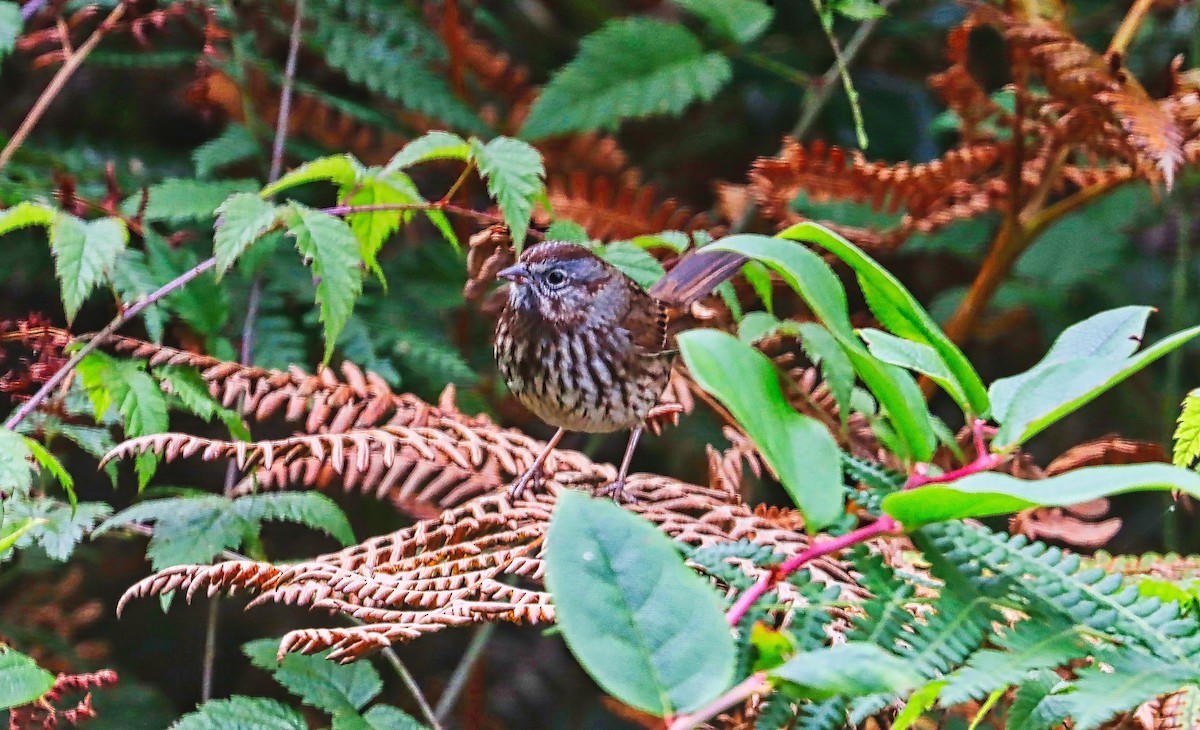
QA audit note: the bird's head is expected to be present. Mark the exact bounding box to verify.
[497,241,625,326]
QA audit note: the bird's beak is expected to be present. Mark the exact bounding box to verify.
[498,263,529,284]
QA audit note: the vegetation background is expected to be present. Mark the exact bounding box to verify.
[2,0,1200,727]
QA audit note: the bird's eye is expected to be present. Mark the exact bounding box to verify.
[544,269,568,288]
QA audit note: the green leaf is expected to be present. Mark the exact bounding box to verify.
[770,643,918,701]
[136,179,259,223]
[23,437,75,509]
[285,205,364,362]
[833,0,888,20]
[882,464,1200,528]
[785,222,989,417]
[544,490,736,716]
[545,219,592,243]
[0,2,20,63]
[672,0,774,43]
[797,323,855,426]
[382,131,470,175]
[0,201,55,236]
[595,241,666,289]
[156,365,249,440]
[50,214,128,321]
[236,492,355,547]
[520,19,732,139]
[193,124,261,178]
[1006,670,1068,730]
[0,646,56,710]
[629,230,689,253]
[13,500,110,560]
[679,329,843,529]
[742,259,774,313]
[214,193,280,278]
[859,328,968,411]
[994,324,1200,447]
[1175,390,1200,468]
[0,427,34,493]
[707,234,936,460]
[343,172,419,277]
[358,705,428,729]
[892,680,945,730]
[1057,653,1199,730]
[990,306,1153,418]
[172,696,307,730]
[470,136,544,248]
[260,154,362,198]
[244,639,381,716]
[111,249,168,341]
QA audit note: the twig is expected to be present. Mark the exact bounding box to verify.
[373,636,445,730]
[723,420,1002,627]
[791,0,897,141]
[1108,0,1156,56]
[667,671,772,730]
[267,0,305,185]
[434,622,496,722]
[0,2,126,172]
[4,258,217,431]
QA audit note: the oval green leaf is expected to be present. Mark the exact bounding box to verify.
[544,490,736,716]
[770,642,918,701]
[0,647,55,710]
[678,329,844,529]
[882,463,1200,528]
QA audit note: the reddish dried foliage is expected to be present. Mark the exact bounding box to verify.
[6,669,118,730]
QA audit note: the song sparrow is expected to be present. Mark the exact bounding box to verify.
[494,240,744,500]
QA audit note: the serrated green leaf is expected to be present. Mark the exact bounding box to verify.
[1057,653,1198,730]
[0,427,34,494]
[77,354,167,488]
[214,193,279,278]
[156,364,249,440]
[770,643,918,701]
[595,241,666,289]
[1006,670,1068,730]
[545,491,736,716]
[172,696,307,730]
[111,249,167,341]
[672,0,774,43]
[243,639,381,715]
[0,2,20,63]
[23,437,74,509]
[345,172,420,278]
[359,705,428,729]
[1175,390,1200,468]
[0,517,45,555]
[883,464,1200,528]
[798,322,855,426]
[787,222,989,417]
[261,154,362,198]
[470,136,544,248]
[0,646,56,710]
[521,19,732,139]
[990,306,1153,418]
[50,214,127,321]
[679,329,843,529]
[285,205,364,362]
[859,328,969,411]
[134,179,259,223]
[234,492,355,546]
[194,124,261,178]
[0,201,55,236]
[381,131,469,175]
[707,234,936,460]
[545,219,591,243]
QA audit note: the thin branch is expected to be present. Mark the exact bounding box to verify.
[267,0,305,184]
[791,0,897,141]
[1108,0,1156,56]
[667,671,771,730]
[320,201,507,228]
[434,622,496,722]
[371,634,445,730]
[4,258,217,431]
[0,2,126,172]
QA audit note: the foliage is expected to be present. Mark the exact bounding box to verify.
[2,0,1200,727]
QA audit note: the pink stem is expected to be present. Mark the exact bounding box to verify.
[723,420,1003,627]
[666,672,771,730]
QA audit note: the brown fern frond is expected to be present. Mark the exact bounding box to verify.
[118,478,864,662]
[544,172,716,240]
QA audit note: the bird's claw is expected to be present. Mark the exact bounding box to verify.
[594,478,637,504]
[508,463,544,500]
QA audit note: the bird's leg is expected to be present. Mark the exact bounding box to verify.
[597,425,644,503]
[509,427,567,500]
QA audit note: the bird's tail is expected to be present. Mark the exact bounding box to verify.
[648,250,747,306]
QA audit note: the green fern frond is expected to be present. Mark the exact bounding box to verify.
[1175,389,1200,468]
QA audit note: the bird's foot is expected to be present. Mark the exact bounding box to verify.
[594,477,637,504]
[507,463,544,500]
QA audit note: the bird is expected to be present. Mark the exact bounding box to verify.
[493,240,745,501]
